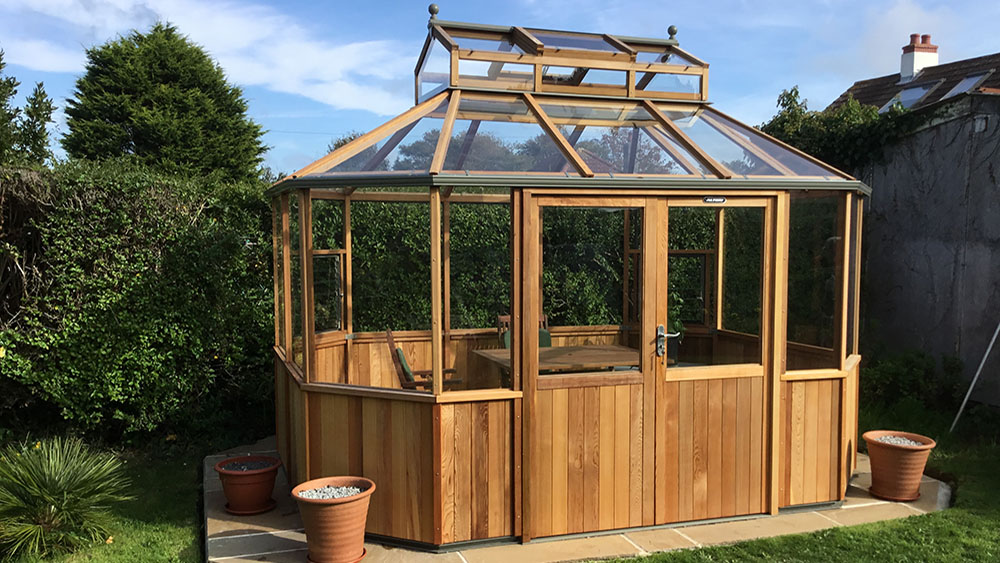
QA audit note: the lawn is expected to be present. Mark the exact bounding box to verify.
[37,451,203,563]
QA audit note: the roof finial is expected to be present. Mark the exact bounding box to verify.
[428,3,439,20]
[667,25,678,40]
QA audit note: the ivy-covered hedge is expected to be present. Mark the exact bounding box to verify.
[0,160,273,436]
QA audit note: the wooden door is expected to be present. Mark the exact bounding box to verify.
[654,197,774,523]
[523,195,659,538]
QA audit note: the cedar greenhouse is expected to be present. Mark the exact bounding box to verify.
[268,7,867,550]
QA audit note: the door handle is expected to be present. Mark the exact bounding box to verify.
[656,324,666,357]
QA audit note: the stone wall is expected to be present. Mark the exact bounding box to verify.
[861,94,1000,405]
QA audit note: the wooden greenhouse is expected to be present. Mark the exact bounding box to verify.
[269,8,867,550]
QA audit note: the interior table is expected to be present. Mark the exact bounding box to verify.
[472,344,641,373]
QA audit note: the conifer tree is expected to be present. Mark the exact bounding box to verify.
[63,23,266,181]
[15,83,55,165]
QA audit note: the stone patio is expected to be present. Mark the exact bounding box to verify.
[203,437,951,562]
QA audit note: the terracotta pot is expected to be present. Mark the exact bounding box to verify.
[214,455,281,515]
[293,476,375,563]
[862,430,936,501]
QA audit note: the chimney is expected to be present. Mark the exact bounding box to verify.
[900,33,938,82]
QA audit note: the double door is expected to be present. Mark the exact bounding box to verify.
[523,193,774,538]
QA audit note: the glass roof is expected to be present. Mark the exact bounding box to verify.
[289,21,850,183]
[294,91,848,181]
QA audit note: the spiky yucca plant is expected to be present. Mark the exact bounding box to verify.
[0,437,132,560]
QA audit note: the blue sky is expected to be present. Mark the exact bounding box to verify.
[1,0,996,174]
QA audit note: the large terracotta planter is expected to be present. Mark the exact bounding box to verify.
[863,430,936,501]
[293,476,375,563]
[214,455,281,515]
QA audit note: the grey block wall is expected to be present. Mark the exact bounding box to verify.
[861,94,1000,405]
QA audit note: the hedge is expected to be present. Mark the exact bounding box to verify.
[0,160,273,436]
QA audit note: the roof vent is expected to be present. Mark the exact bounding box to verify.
[900,33,938,82]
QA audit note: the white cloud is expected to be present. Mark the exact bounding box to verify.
[0,38,86,73]
[0,0,414,116]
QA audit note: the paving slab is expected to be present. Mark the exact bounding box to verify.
[680,512,838,546]
[210,530,307,560]
[460,535,640,563]
[625,528,698,552]
[823,502,921,526]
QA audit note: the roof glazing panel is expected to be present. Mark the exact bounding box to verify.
[528,29,622,52]
[442,96,575,173]
[290,93,848,182]
[451,31,525,54]
[324,98,450,174]
[657,104,840,178]
[538,99,709,176]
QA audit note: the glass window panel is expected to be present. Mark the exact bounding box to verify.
[660,106,781,176]
[457,59,533,90]
[352,200,431,333]
[273,201,286,350]
[529,30,621,52]
[942,73,987,99]
[417,38,450,102]
[667,207,718,365]
[449,201,513,391]
[669,255,710,324]
[694,206,766,366]
[289,196,303,367]
[311,199,344,250]
[449,202,511,330]
[637,72,700,94]
[540,207,640,375]
[313,254,344,333]
[541,66,626,88]
[704,110,834,177]
[451,33,524,54]
[786,193,844,370]
[879,84,932,112]
[325,98,448,174]
[846,196,861,357]
[442,97,574,173]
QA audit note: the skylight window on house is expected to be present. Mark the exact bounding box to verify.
[941,72,990,100]
[879,83,933,113]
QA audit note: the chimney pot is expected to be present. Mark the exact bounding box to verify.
[900,32,939,82]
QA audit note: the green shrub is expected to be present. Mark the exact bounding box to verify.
[0,160,273,436]
[0,437,131,560]
[861,351,963,411]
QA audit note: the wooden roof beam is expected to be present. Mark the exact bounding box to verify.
[512,26,543,55]
[291,90,449,178]
[641,99,732,179]
[522,92,594,178]
[699,113,796,176]
[430,90,462,174]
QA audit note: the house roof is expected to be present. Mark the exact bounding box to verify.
[828,52,1000,112]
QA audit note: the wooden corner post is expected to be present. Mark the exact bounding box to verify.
[430,186,444,396]
[769,193,789,514]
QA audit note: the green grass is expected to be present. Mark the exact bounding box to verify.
[615,399,1000,563]
[30,453,203,563]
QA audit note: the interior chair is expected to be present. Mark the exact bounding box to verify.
[385,329,462,390]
